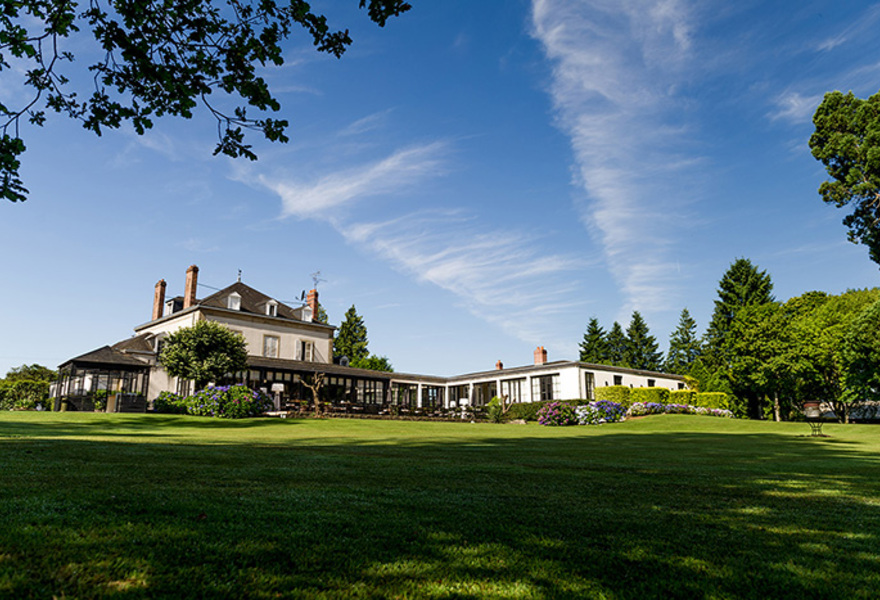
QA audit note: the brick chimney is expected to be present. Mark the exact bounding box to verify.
[152,279,166,321]
[534,346,547,365]
[495,360,503,370]
[183,265,199,309]
[307,289,319,322]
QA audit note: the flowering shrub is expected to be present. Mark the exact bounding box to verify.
[576,400,626,425]
[537,402,578,426]
[185,384,271,418]
[628,402,665,417]
[153,391,186,414]
[627,402,734,419]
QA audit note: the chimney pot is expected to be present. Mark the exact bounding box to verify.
[495,360,503,370]
[152,279,166,321]
[307,289,319,322]
[534,346,548,366]
[184,265,199,309]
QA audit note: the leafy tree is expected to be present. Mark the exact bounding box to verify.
[5,363,57,382]
[842,299,880,404]
[334,305,369,364]
[789,288,880,423]
[703,258,774,366]
[727,302,794,420]
[159,320,248,390]
[1,0,411,202]
[809,90,880,266]
[0,363,56,410]
[665,308,701,375]
[624,311,662,371]
[605,322,629,368]
[352,354,393,372]
[579,317,609,364]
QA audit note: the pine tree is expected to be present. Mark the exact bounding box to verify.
[625,311,663,371]
[665,308,701,374]
[334,305,369,364]
[704,258,774,361]
[606,322,629,367]
[579,317,610,364]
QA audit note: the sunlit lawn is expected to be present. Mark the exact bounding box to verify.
[1,412,878,599]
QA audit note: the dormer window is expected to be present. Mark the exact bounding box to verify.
[228,292,241,311]
[266,300,278,317]
[302,306,313,322]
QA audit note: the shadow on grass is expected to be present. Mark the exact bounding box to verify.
[1,420,879,599]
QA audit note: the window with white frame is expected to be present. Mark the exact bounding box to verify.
[298,340,314,362]
[262,335,279,358]
[266,300,278,317]
[531,374,559,401]
[500,378,525,403]
[228,292,242,311]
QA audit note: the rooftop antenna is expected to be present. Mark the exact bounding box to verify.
[310,270,326,290]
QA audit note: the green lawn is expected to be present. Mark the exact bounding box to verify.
[1,413,878,599]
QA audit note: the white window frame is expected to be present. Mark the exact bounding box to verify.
[263,335,280,358]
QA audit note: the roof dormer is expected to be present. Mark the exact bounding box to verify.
[227,292,242,311]
[266,299,278,317]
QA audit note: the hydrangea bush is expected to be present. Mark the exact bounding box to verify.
[536,402,578,426]
[538,399,734,426]
[576,401,627,425]
[185,384,271,418]
[153,391,187,414]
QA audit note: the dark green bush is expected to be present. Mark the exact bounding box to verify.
[694,392,729,410]
[505,399,585,422]
[631,388,671,405]
[670,390,696,405]
[153,391,187,414]
[595,385,632,407]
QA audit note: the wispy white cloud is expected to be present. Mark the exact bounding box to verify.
[257,142,448,219]
[769,91,823,124]
[530,0,699,318]
[338,110,395,137]
[340,210,591,343]
[250,142,594,349]
[816,4,880,52]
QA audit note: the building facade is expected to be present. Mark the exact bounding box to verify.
[53,266,686,413]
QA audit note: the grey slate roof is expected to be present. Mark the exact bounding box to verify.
[197,281,307,322]
[59,346,150,370]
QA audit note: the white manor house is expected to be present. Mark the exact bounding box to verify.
[53,266,686,413]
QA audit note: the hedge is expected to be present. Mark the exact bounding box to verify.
[630,387,671,405]
[594,385,631,407]
[694,392,729,410]
[670,390,696,405]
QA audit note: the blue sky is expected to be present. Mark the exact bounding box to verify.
[1,0,879,377]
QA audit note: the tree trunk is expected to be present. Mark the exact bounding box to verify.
[773,392,780,422]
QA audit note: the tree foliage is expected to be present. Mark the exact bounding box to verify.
[0,363,55,410]
[704,258,774,366]
[1,0,410,202]
[605,322,629,368]
[810,90,880,266]
[579,317,609,364]
[351,354,393,372]
[665,308,700,375]
[334,304,368,364]
[624,311,662,371]
[842,299,880,404]
[159,320,248,389]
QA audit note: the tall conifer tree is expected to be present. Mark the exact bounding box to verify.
[579,317,610,364]
[606,322,629,368]
[665,308,701,374]
[625,311,663,371]
[334,305,369,364]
